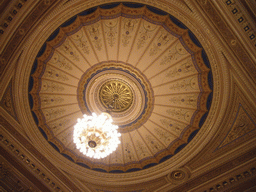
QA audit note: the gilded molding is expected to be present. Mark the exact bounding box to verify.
[222,0,256,48]
[203,166,256,192]
[0,0,28,35]
[170,147,256,192]
[217,104,256,149]
[0,0,57,77]
[0,116,81,191]
[0,132,61,191]
[195,0,256,82]
[0,80,17,120]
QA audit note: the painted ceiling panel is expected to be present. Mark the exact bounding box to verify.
[28,3,212,173]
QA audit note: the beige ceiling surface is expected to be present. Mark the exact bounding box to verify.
[1,0,256,191]
[29,4,212,173]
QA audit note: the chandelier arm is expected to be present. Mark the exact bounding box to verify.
[73,112,121,159]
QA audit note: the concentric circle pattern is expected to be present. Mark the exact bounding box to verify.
[29,3,213,173]
[99,79,133,112]
[77,62,154,133]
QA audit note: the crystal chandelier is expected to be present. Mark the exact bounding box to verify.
[73,112,121,159]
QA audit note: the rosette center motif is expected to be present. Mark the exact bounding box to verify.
[99,80,133,112]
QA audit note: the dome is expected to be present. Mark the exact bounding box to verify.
[29,3,212,173]
[1,0,255,191]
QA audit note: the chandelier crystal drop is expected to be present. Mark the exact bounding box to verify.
[73,112,121,159]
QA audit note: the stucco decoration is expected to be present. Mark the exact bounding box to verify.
[166,167,190,184]
[29,3,213,173]
[0,81,17,120]
[218,104,256,149]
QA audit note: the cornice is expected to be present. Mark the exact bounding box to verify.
[0,0,28,34]
[0,146,49,192]
[193,0,256,83]
[0,115,82,192]
[0,0,38,53]
[199,165,256,192]
[186,77,256,175]
[167,147,256,192]
[214,0,256,54]
[0,0,60,77]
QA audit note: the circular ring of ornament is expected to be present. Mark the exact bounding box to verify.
[99,79,133,112]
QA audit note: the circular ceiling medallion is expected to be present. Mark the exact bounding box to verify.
[77,62,154,133]
[28,3,213,173]
[99,79,133,112]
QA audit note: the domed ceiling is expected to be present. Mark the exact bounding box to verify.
[29,3,212,173]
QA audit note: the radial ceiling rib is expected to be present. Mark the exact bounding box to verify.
[38,92,77,96]
[116,16,122,61]
[136,129,155,157]
[122,133,137,164]
[46,113,79,131]
[151,72,199,89]
[53,129,74,150]
[81,26,100,63]
[132,132,153,161]
[39,96,77,111]
[128,131,141,164]
[155,106,195,124]
[152,111,191,125]
[53,48,84,73]
[42,107,80,125]
[154,93,200,110]
[118,17,140,62]
[67,35,92,68]
[142,124,169,149]
[83,23,103,62]
[148,118,180,139]
[55,35,90,72]
[46,53,83,79]
[86,21,108,62]
[54,122,77,138]
[154,103,198,111]
[128,22,160,67]
[141,38,180,73]
[46,62,81,81]
[146,53,192,80]
[107,146,111,167]
[100,19,109,61]
[66,140,77,151]
[39,82,77,95]
[48,118,77,137]
[103,17,120,61]
[140,125,166,156]
[125,18,143,63]
[136,37,178,72]
[108,144,121,165]
[134,26,161,67]
[106,154,111,169]
[121,135,125,165]
[40,102,79,110]
[67,22,92,58]
[40,78,78,88]
[44,109,82,124]
[151,73,199,89]
[154,91,202,97]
